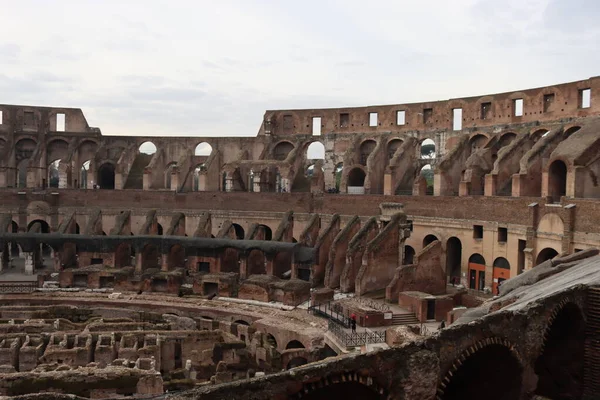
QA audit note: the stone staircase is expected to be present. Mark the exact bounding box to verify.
[584,286,600,396]
[392,312,419,325]
[123,154,153,189]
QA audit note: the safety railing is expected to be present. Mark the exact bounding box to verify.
[308,301,351,328]
[327,320,386,347]
[0,281,38,293]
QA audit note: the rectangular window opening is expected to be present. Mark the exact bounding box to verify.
[452,108,462,131]
[197,262,210,273]
[423,108,433,124]
[340,113,349,128]
[56,113,65,132]
[498,227,508,243]
[0,110,3,124]
[24,111,34,126]
[580,88,591,109]
[473,225,483,239]
[369,112,378,127]
[543,94,555,112]
[312,117,322,136]
[396,110,406,125]
[480,102,491,120]
[514,99,523,117]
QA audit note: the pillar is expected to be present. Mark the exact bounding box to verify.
[135,253,144,274]
[160,254,169,272]
[253,172,261,193]
[383,173,392,195]
[484,174,496,197]
[143,171,151,190]
[170,170,179,191]
[225,172,233,192]
[239,255,248,280]
[24,252,34,275]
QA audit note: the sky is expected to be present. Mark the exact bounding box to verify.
[1,0,599,139]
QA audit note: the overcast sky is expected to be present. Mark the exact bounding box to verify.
[1,0,599,138]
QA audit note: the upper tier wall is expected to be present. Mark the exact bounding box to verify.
[259,77,600,136]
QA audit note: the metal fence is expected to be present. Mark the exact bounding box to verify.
[328,320,386,347]
[308,301,351,328]
[0,281,38,293]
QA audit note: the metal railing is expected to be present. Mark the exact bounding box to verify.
[327,320,386,347]
[308,301,350,328]
[0,281,38,293]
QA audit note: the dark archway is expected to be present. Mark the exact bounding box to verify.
[498,132,517,148]
[220,248,239,273]
[167,244,186,270]
[468,253,486,291]
[273,251,292,278]
[97,163,115,189]
[548,160,567,201]
[404,245,415,264]
[257,224,272,240]
[286,357,308,370]
[347,168,366,187]
[141,244,159,270]
[285,340,305,350]
[234,319,250,326]
[387,138,403,160]
[536,248,559,266]
[232,223,244,240]
[273,142,294,161]
[114,242,133,268]
[423,234,438,248]
[492,257,510,295]
[441,344,523,400]
[266,334,278,349]
[247,249,266,275]
[359,140,376,165]
[535,302,585,399]
[446,237,462,283]
[27,219,50,233]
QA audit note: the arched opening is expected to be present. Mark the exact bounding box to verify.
[164,162,177,190]
[446,237,462,284]
[97,163,115,189]
[114,242,133,268]
[257,225,272,241]
[80,160,91,189]
[156,223,163,236]
[492,257,510,295]
[139,141,157,155]
[286,357,308,370]
[359,140,376,165]
[37,243,56,270]
[347,167,366,194]
[28,219,50,233]
[301,381,384,400]
[266,334,278,349]
[247,249,266,275]
[307,142,325,160]
[194,142,212,156]
[469,134,488,152]
[420,164,433,195]
[48,159,61,188]
[387,139,403,160]
[141,244,159,270]
[193,164,205,191]
[420,138,436,159]
[220,248,239,273]
[536,248,559,266]
[498,132,517,148]
[334,162,343,192]
[468,253,486,291]
[423,234,438,248]
[548,160,567,201]
[273,251,292,278]
[440,344,522,400]
[285,340,305,350]
[15,138,36,188]
[404,245,415,264]
[231,223,244,240]
[167,244,186,270]
[234,319,250,326]
[535,303,584,399]
[564,126,581,138]
[532,128,550,142]
[273,142,294,161]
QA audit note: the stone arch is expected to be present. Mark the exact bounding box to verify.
[247,249,266,275]
[420,138,436,159]
[446,237,462,283]
[139,141,157,155]
[141,244,160,270]
[420,164,434,195]
[234,319,250,326]
[285,340,305,350]
[564,125,581,138]
[359,139,376,165]
[468,253,486,290]
[469,134,489,152]
[257,224,272,240]
[266,333,278,349]
[334,162,343,191]
[537,212,564,234]
[114,242,133,268]
[347,167,366,188]
[231,223,244,240]
[498,132,517,148]
[27,219,50,233]
[404,245,415,264]
[273,141,294,161]
[164,162,177,190]
[194,142,212,156]
[531,128,550,142]
[439,339,523,400]
[535,301,585,399]
[97,163,115,189]
[548,159,567,201]
[220,248,239,273]
[167,244,186,270]
[273,251,292,278]
[535,247,559,266]
[386,138,403,159]
[306,141,325,160]
[47,159,62,188]
[46,139,69,164]
[423,234,438,248]
[293,371,386,400]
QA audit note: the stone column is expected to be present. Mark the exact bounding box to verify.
[135,253,144,274]
[160,254,169,272]
[383,173,393,195]
[170,170,179,191]
[24,252,35,275]
[484,174,496,197]
[253,173,261,193]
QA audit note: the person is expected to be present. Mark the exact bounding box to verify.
[351,318,356,333]
[439,320,446,330]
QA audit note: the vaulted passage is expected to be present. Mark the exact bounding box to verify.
[300,382,383,400]
[535,303,585,399]
[441,344,523,400]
